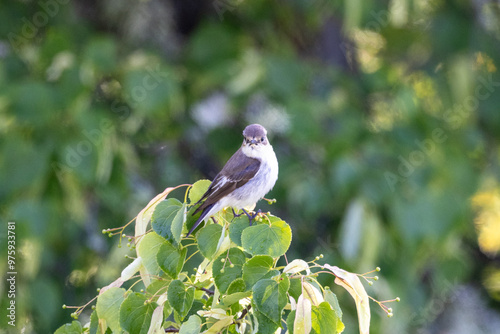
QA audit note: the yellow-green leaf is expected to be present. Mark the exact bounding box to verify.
[241,220,292,257]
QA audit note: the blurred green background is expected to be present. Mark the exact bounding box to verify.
[1,0,500,333]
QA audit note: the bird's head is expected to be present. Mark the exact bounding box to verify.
[242,124,269,151]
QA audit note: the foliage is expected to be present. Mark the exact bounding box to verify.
[2,1,500,333]
[55,181,397,333]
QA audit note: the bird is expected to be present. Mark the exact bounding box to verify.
[187,124,279,236]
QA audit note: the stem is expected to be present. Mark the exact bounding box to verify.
[147,281,170,302]
[184,185,192,204]
[127,277,147,292]
[185,249,200,263]
[262,197,276,204]
[198,287,214,295]
[238,304,252,320]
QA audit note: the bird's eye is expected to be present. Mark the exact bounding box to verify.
[261,137,265,142]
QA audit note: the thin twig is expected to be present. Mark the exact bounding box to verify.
[199,287,214,295]
[238,304,251,320]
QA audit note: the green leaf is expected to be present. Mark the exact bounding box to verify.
[288,277,302,302]
[311,302,339,334]
[264,269,280,280]
[241,220,292,257]
[185,204,203,235]
[324,289,345,333]
[221,291,252,307]
[189,180,211,204]
[229,216,250,246]
[171,202,186,244]
[146,278,172,296]
[197,223,223,260]
[212,248,247,293]
[266,214,285,224]
[221,277,250,309]
[226,278,246,295]
[152,198,183,244]
[286,310,296,334]
[157,240,187,279]
[119,292,157,334]
[254,309,279,334]
[225,324,241,334]
[89,310,98,334]
[242,255,274,289]
[252,275,290,326]
[179,315,202,334]
[164,298,174,319]
[186,300,205,321]
[137,232,165,277]
[224,279,247,313]
[54,321,83,334]
[168,279,195,320]
[203,316,234,334]
[96,287,126,333]
[324,288,342,319]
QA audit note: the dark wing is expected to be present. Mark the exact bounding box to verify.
[193,148,261,215]
[187,148,260,236]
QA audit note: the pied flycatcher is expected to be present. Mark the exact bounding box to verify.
[188,124,279,236]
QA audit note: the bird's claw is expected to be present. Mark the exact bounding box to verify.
[232,208,263,226]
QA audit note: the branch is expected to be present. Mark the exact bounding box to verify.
[238,304,251,320]
[198,287,214,295]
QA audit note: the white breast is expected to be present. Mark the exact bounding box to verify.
[201,144,279,223]
[224,144,278,209]
[256,145,279,196]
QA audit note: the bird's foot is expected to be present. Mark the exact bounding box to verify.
[241,208,262,226]
[231,208,244,218]
[231,208,262,225]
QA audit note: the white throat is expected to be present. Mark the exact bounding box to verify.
[241,144,272,160]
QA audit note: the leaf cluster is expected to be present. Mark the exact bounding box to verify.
[55,181,395,334]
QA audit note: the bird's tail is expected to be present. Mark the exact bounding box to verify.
[186,203,215,237]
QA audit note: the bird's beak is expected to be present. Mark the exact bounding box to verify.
[249,139,258,145]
